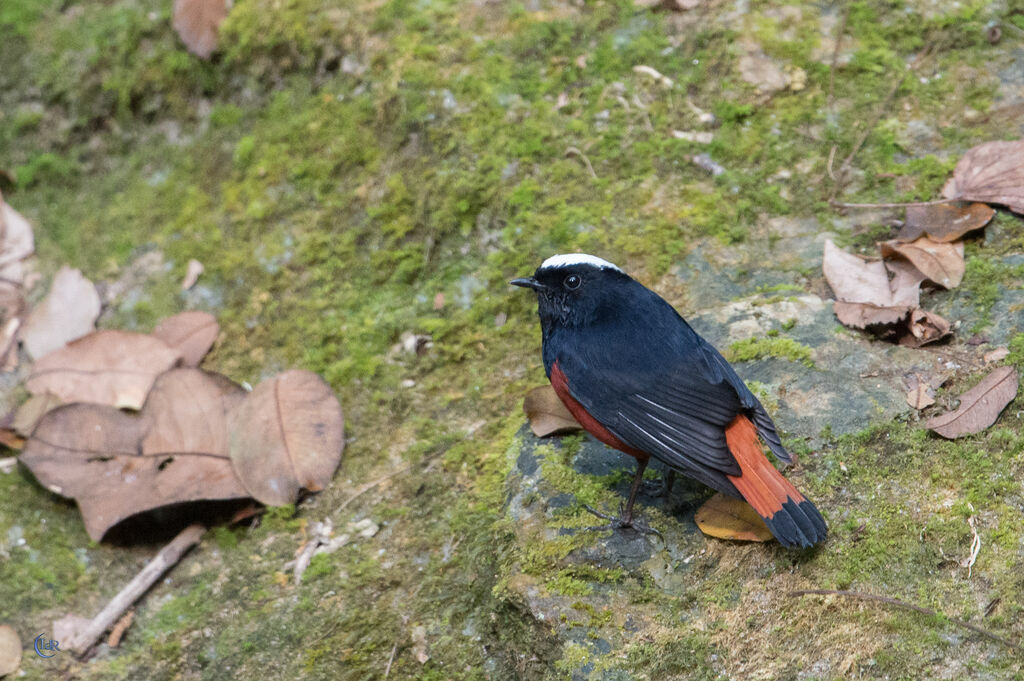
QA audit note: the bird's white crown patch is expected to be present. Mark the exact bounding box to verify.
[539,253,623,272]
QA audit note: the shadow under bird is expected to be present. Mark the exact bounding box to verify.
[512,253,827,548]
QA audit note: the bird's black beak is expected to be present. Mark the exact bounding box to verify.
[510,277,544,291]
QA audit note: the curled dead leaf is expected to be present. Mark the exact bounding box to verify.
[898,202,995,243]
[942,139,1024,214]
[899,308,951,348]
[925,366,1019,438]
[0,624,20,677]
[19,369,250,540]
[694,492,772,542]
[151,311,218,368]
[172,0,230,59]
[26,330,182,410]
[880,238,965,289]
[523,385,582,437]
[228,370,344,506]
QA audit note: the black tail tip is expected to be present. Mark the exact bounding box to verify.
[763,497,828,549]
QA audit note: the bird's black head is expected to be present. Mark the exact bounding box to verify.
[511,253,634,331]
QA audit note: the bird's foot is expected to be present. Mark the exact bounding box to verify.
[582,504,662,538]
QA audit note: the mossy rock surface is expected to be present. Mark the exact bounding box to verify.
[2,0,1024,679]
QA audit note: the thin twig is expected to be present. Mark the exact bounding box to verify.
[827,5,850,107]
[830,198,958,209]
[829,72,909,202]
[70,523,205,656]
[383,642,398,679]
[829,44,936,203]
[333,452,441,516]
[827,145,838,181]
[790,589,1018,650]
[962,512,981,578]
[565,147,598,180]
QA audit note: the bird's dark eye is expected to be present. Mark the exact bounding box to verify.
[564,274,582,290]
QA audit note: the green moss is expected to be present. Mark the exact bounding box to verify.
[726,336,815,367]
[1008,333,1024,366]
[2,0,1022,678]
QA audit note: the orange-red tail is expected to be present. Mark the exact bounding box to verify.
[725,415,827,548]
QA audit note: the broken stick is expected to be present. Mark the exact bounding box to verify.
[66,523,205,656]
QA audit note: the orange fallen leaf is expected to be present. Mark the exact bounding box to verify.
[925,366,1019,438]
[0,430,24,450]
[694,492,772,542]
[523,385,582,437]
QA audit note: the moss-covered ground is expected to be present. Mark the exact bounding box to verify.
[1,0,1024,678]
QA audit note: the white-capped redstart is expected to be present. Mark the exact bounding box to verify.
[512,253,827,548]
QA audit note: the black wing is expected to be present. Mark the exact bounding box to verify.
[556,332,789,495]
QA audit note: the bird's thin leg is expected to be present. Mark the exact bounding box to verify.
[584,459,661,536]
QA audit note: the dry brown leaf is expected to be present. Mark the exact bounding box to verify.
[884,259,926,307]
[942,140,1024,214]
[523,385,582,437]
[694,492,772,542]
[20,369,251,540]
[26,330,181,410]
[181,259,204,290]
[151,311,218,368]
[831,302,910,329]
[107,611,135,648]
[899,308,951,347]
[984,347,1009,363]
[12,392,62,437]
[0,196,35,271]
[228,370,344,506]
[880,238,965,289]
[20,267,101,359]
[906,384,935,409]
[141,368,247,459]
[172,0,229,59]
[925,366,1019,439]
[0,430,24,450]
[822,240,892,304]
[0,624,20,677]
[899,202,995,243]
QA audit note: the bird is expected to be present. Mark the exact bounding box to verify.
[511,253,827,548]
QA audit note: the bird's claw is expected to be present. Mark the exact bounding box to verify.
[582,505,663,539]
